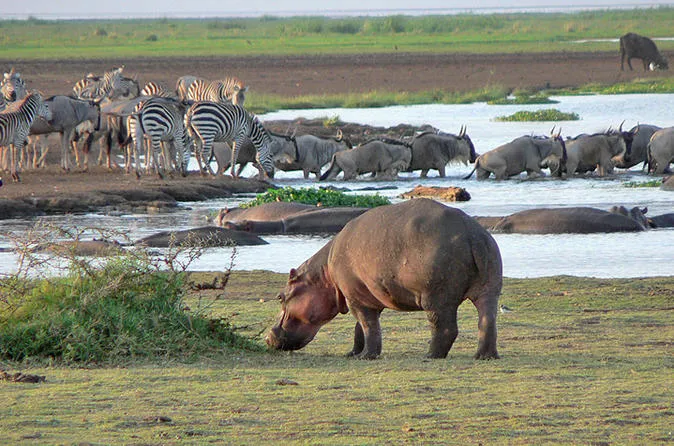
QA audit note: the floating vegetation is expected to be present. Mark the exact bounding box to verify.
[495,108,580,122]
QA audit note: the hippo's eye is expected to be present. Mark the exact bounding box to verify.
[277,292,285,302]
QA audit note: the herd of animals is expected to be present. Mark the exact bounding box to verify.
[0,33,673,183]
[0,32,673,360]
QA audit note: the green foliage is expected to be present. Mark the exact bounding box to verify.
[0,227,262,365]
[240,187,391,209]
[495,108,580,122]
[623,179,663,188]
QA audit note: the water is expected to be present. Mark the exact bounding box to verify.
[1,94,673,278]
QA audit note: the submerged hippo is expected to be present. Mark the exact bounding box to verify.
[266,198,503,360]
[491,206,649,234]
[224,206,370,234]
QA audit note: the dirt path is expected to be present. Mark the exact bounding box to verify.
[4,51,668,97]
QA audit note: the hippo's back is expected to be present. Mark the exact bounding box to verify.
[328,198,502,297]
[493,207,644,233]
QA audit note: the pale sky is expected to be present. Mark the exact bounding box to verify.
[5,0,674,18]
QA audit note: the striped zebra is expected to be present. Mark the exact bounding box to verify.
[140,81,176,98]
[0,91,50,182]
[73,67,125,101]
[177,75,247,106]
[184,102,273,178]
[128,97,190,178]
[2,68,27,103]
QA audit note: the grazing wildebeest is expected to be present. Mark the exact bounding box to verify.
[620,32,669,71]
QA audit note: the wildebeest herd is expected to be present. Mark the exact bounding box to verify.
[0,31,672,183]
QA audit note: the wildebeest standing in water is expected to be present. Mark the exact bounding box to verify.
[620,32,669,71]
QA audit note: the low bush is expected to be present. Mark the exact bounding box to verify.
[495,108,580,121]
[0,224,261,365]
[240,187,391,208]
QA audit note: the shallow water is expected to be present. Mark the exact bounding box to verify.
[1,94,673,278]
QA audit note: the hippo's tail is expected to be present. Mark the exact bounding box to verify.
[463,159,480,180]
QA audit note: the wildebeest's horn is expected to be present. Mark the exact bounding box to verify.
[619,120,625,132]
[459,125,466,137]
[336,129,343,141]
[550,125,556,136]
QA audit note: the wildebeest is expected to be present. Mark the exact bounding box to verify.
[464,129,566,180]
[407,126,477,177]
[319,137,412,181]
[564,126,635,177]
[272,130,353,179]
[620,32,669,71]
[647,126,674,174]
[212,139,259,176]
[28,95,101,171]
[613,124,661,169]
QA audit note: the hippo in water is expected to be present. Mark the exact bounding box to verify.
[266,198,503,360]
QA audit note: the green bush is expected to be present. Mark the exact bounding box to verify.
[240,187,391,209]
[0,227,262,365]
[623,179,663,188]
[495,108,580,121]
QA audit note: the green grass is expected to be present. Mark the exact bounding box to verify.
[623,179,663,188]
[1,272,672,444]
[240,187,391,208]
[495,108,580,122]
[3,8,674,59]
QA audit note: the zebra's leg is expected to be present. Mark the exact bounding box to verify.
[150,137,165,179]
[10,142,22,182]
[199,136,215,176]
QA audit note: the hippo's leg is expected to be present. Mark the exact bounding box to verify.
[346,322,365,357]
[347,305,383,360]
[471,293,500,360]
[425,306,459,358]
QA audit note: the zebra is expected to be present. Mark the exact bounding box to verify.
[0,91,50,182]
[2,68,27,103]
[73,67,125,101]
[184,102,274,178]
[177,76,247,106]
[140,81,176,98]
[128,97,191,178]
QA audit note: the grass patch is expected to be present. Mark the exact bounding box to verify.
[623,179,663,188]
[0,273,672,444]
[240,187,391,208]
[495,108,580,122]
[488,90,559,105]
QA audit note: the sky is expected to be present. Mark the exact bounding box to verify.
[5,0,674,18]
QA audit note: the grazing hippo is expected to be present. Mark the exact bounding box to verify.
[266,198,503,360]
[224,206,370,234]
[491,206,649,234]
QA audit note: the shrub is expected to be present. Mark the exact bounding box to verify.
[0,223,261,364]
[240,187,391,209]
[495,109,580,122]
[146,34,159,42]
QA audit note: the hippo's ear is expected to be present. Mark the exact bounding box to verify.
[288,268,298,282]
[641,207,648,215]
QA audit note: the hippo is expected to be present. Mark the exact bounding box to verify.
[266,198,503,360]
[215,202,317,227]
[491,206,649,234]
[224,206,370,234]
[134,226,267,247]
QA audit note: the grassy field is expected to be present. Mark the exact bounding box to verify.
[2,8,674,59]
[1,271,672,444]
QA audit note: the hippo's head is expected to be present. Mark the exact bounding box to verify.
[266,266,348,351]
